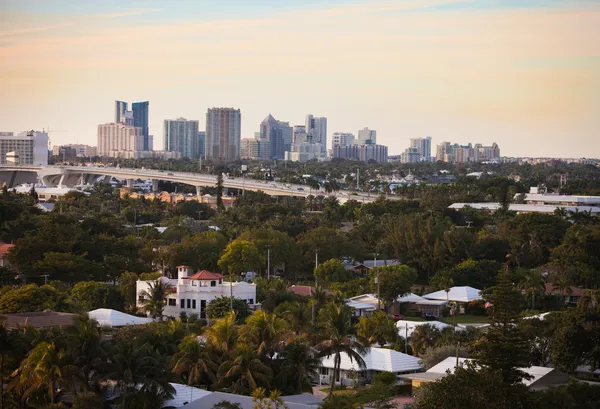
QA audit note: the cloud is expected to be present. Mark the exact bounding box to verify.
[0,22,75,37]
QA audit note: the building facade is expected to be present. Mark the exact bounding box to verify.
[205,108,241,161]
[306,114,327,152]
[97,123,144,158]
[332,132,355,147]
[356,127,376,145]
[0,131,48,165]
[409,136,432,161]
[198,132,206,158]
[400,147,421,163]
[259,114,292,160]
[333,144,388,163]
[436,141,500,163]
[132,101,150,150]
[163,118,201,159]
[136,266,256,319]
[241,137,271,160]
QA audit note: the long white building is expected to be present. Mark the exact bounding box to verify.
[0,131,48,165]
[136,266,256,319]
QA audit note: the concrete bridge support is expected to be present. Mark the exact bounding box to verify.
[126,179,134,188]
[152,179,159,192]
[196,186,202,198]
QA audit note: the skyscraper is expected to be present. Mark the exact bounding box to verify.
[205,108,241,160]
[163,118,201,159]
[132,101,150,150]
[115,101,128,124]
[356,127,376,145]
[198,131,206,158]
[97,123,144,158]
[409,136,432,161]
[306,114,327,152]
[0,131,48,165]
[260,114,292,160]
[332,132,355,147]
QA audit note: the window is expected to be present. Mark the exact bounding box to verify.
[180,299,185,308]
[168,298,176,306]
[211,281,216,287]
[138,296,145,302]
[192,280,197,286]
[187,299,191,309]
[200,300,206,319]
[192,300,196,309]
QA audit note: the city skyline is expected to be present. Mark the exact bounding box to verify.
[1,0,599,157]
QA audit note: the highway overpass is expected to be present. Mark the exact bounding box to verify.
[0,165,376,203]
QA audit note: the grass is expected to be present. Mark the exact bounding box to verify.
[440,314,490,324]
[320,385,396,404]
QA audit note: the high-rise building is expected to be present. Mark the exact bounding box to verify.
[241,137,270,160]
[409,136,432,161]
[163,118,201,159]
[332,132,355,147]
[436,141,500,163]
[260,114,292,160]
[198,132,206,158]
[97,123,144,159]
[306,114,327,152]
[0,131,48,165]
[400,147,421,163]
[205,108,241,160]
[52,144,97,159]
[292,125,308,145]
[132,101,150,150]
[115,101,128,124]
[356,127,376,145]
[333,144,388,163]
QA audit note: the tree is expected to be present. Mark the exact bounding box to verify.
[551,273,573,305]
[212,402,242,409]
[206,297,250,322]
[33,252,98,283]
[314,259,354,286]
[69,281,124,313]
[119,271,139,312]
[433,259,502,290]
[72,391,103,409]
[65,315,105,393]
[315,304,369,397]
[518,269,545,310]
[240,310,288,358]
[205,311,239,355]
[237,228,299,277]
[0,284,67,313]
[216,174,224,209]
[218,240,263,279]
[278,338,320,394]
[274,301,311,335]
[473,273,531,386]
[251,387,288,409]
[410,324,442,357]
[172,336,217,386]
[420,345,470,370]
[138,279,173,320]
[15,342,66,405]
[356,311,398,347]
[218,346,273,394]
[369,265,417,307]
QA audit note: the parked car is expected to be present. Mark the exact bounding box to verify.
[391,314,404,321]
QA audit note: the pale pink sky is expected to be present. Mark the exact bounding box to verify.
[0,0,599,157]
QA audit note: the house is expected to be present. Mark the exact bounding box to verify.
[397,293,448,318]
[347,293,448,318]
[0,242,14,267]
[395,320,455,338]
[184,391,322,409]
[88,308,153,327]
[318,346,423,385]
[400,357,572,391]
[422,286,482,315]
[0,310,77,329]
[136,266,257,319]
[545,283,585,305]
[343,259,401,276]
[346,294,381,316]
[162,383,212,408]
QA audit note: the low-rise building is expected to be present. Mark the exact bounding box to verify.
[0,242,15,268]
[136,266,257,319]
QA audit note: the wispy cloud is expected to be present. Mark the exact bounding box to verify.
[0,22,75,37]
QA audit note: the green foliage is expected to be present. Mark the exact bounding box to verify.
[138,279,173,320]
[315,259,354,286]
[69,281,124,313]
[212,402,242,409]
[356,311,398,347]
[218,240,263,276]
[119,271,139,312]
[139,272,162,280]
[205,296,250,322]
[420,345,470,370]
[165,230,229,273]
[369,265,417,306]
[0,284,67,313]
[431,259,502,290]
[72,391,103,409]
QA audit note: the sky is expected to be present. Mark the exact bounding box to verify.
[0,0,599,158]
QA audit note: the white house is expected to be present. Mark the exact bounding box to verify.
[136,266,257,319]
[318,346,423,385]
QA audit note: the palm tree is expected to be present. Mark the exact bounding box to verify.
[65,315,104,392]
[217,346,272,394]
[518,269,546,310]
[138,279,173,320]
[274,301,311,335]
[16,342,65,404]
[280,338,321,394]
[172,336,217,386]
[205,311,238,355]
[315,304,369,397]
[239,310,288,359]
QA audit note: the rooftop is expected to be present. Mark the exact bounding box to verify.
[0,242,14,259]
[422,286,482,303]
[320,346,422,373]
[0,310,77,329]
[183,270,224,281]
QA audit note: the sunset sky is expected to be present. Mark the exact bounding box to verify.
[1,0,599,157]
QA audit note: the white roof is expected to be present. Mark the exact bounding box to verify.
[346,294,380,310]
[523,312,552,320]
[397,293,426,303]
[163,383,212,408]
[319,346,422,373]
[422,286,482,303]
[88,309,153,327]
[396,320,453,338]
[427,357,556,387]
[448,202,600,214]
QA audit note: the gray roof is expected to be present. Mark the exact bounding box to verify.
[281,394,323,406]
[185,392,318,409]
[343,259,400,271]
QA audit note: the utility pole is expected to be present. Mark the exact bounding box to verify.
[230,272,233,311]
[41,274,50,285]
[267,246,271,279]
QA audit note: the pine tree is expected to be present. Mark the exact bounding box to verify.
[473,272,532,385]
[216,174,224,209]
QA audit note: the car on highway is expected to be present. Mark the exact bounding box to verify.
[297,187,304,191]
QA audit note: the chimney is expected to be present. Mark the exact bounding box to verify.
[177,265,192,278]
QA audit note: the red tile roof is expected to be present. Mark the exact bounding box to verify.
[288,285,316,297]
[545,283,586,297]
[184,270,223,280]
[0,243,14,259]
